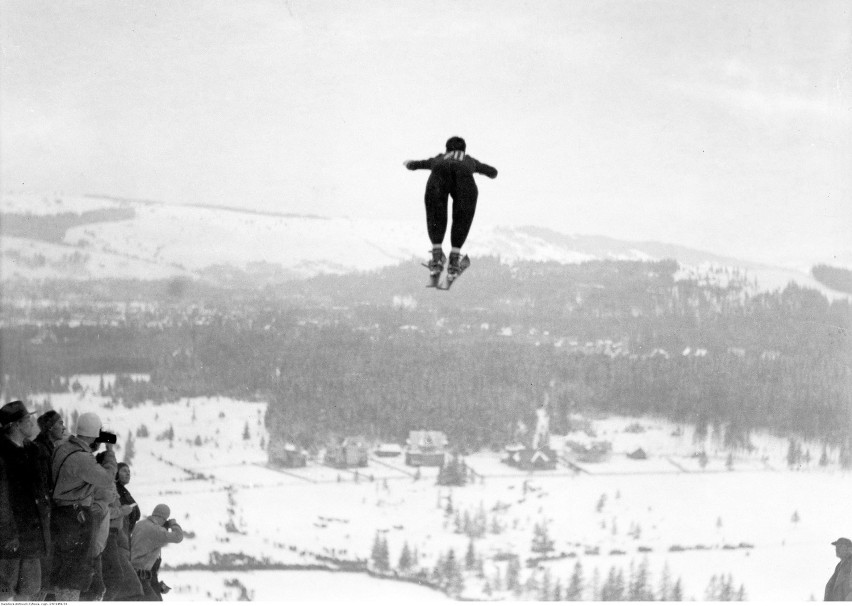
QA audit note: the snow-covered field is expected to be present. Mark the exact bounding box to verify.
[28,374,851,601]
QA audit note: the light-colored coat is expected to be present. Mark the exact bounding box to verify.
[130,517,183,572]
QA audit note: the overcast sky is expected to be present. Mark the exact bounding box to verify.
[1,0,850,267]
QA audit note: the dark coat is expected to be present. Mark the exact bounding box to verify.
[32,431,56,492]
[116,482,140,536]
[0,435,51,558]
[826,557,852,601]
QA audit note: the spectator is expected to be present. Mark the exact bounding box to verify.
[116,463,141,536]
[33,409,66,599]
[80,451,121,600]
[131,504,183,600]
[825,537,852,601]
[0,400,51,601]
[34,411,66,487]
[50,412,117,601]
[101,494,142,601]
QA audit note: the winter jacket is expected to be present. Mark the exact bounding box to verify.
[825,557,852,601]
[407,151,498,179]
[0,435,51,558]
[50,436,116,507]
[33,431,63,493]
[0,459,15,548]
[130,517,183,571]
[116,482,140,536]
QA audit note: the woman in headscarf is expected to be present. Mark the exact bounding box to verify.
[115,463,140,536]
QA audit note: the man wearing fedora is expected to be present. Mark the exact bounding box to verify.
[0,400,51,601]
[826,537,852,601]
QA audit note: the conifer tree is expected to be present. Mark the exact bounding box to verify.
[531,521,555,556]
[505,556,521,594]
[540,568,552,601]
[671,577,683,601]
[566,561,584,601]
[658,561,672,601]
[465,539,476,570]
[398,542,412,571]
[124,431,135,466]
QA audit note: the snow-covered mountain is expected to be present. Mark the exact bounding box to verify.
[0,192,844,297]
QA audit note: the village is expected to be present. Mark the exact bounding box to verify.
[20,373,849,601]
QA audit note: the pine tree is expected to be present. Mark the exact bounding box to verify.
[505,556,521,594]
[243,422,251,440]
[629,558,651,600]
[705,574,720,600]
[540,568,553,601]
[124,431,135,466]
[552,578,563,601]
[444,549,464,596]
[601,567,620,601]
[596,493,607,512]
[370,533,389,571]
[590,568,601,601]
[465,539,476,570]
[819,446,829,466]
[531,521,555,556]
[565,561,584,601]
[787,438,800,468]
[398,542,412,571]
[658,561,672,601]
[672,577,683,601]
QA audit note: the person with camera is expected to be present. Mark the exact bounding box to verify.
[0,400,51,601]
[131,504,183,600]
[49,411,117,601]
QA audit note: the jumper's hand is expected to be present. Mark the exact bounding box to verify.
[403,160,413,169]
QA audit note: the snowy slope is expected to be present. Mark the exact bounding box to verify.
[27,377,852,601]
[1,191,846,298]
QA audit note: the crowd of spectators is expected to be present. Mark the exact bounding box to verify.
[0,400,183,601]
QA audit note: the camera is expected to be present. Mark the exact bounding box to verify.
[97,430,118,444]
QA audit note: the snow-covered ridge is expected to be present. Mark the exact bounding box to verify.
[0,192,844,297]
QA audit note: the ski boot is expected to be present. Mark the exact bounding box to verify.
[423,249,446,287]
[446,252,470,286]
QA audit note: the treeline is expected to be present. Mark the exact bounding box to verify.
[2,260,849,450]
[813,264,852,295]
[1,207,135,242]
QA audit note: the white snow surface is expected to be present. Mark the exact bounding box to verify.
[25,377,851,601]
[3,191,844,299]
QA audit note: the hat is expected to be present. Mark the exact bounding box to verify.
[445,136,466,152]
[37,410,62,432]
[831,538,852,547]
[151,504,170,521]
[0,400,35,427]
[76,412,102,438]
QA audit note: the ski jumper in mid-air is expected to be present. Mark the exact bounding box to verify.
[404,136,498,279]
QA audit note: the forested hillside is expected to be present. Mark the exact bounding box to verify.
[1,259,849,452]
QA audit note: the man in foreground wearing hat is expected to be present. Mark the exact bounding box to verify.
[0,400,51,601]
[131,504,183,600]
[50,411,117,601]
[825,537,852,601]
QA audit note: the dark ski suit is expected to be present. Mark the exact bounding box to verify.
[406,151,498,249]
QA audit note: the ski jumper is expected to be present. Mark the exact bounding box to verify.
[406,151,498,249]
